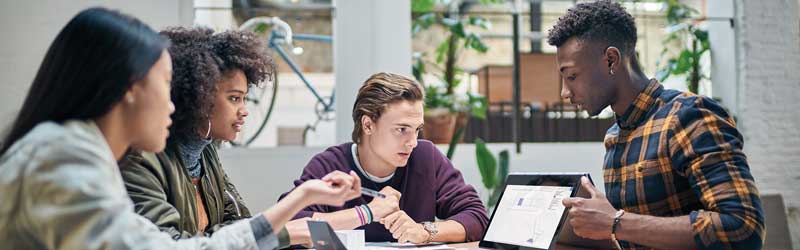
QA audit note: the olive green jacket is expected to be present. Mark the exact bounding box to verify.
[119,143,290,247]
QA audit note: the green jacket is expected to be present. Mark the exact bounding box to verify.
[119,143,290,247]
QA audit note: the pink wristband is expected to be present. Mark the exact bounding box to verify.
[355,206,365,225]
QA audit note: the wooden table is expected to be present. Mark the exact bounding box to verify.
[447,242,594,250]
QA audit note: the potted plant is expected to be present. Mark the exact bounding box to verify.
[411,0,497,145]
[655,0,710,94]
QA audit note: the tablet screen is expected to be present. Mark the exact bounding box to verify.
[483,185,573,249]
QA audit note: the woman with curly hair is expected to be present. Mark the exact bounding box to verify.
[118,26,349,248]
[0,8,360,249]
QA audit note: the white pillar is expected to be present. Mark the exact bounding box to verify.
[333,0,412,144]
[708,0,737,115]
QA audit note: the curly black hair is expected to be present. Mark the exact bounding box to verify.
[161,26,274,143]
[547,1,637,58]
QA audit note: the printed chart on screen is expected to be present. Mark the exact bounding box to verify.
[484,185,573,249]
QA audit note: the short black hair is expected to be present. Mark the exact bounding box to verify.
[161,27,273,143]
[547,1,637,57]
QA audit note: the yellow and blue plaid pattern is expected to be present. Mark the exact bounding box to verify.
[603,80,765,250]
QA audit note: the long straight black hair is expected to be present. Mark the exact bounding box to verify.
[0,7,169,155]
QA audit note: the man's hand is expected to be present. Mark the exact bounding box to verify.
[285,217,312,247]
[367,186,401,221]
[380,211,430,243]
[562,176,618,240]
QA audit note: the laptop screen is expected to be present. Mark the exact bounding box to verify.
[479,173,589,250]
[483,185,573,249]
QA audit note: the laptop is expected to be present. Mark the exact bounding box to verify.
[308,220,347,250]
[478,173,616,250]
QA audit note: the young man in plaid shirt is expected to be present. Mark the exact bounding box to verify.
[548,1,765,249]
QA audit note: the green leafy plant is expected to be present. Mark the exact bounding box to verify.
[412,0,497,157]
[475,138,509,209]
[412,1,492,113]
[446,125,465,159]
[655,0,710,94]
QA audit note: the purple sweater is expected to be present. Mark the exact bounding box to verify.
[279,140,488,242]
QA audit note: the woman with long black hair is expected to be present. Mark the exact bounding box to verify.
[0,7,360,249]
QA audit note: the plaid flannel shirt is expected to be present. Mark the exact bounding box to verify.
[603,80,765,250]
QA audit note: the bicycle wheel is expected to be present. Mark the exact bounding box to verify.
[232,72,279,147]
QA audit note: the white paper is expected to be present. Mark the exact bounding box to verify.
[335,230,365,250]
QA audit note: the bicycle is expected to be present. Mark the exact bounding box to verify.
[234,17,335,146]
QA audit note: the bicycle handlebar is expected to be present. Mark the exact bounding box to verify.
[239,16,293,45]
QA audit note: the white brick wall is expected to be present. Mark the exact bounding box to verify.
[735,0,800,247]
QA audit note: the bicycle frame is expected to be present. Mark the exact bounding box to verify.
[268,30,335,113]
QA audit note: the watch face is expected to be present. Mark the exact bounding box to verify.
[424,222,438,234]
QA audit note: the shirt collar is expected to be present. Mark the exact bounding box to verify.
[351,143,394,183]
[616,79,663,130]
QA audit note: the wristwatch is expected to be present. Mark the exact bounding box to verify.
[421,221,438,243]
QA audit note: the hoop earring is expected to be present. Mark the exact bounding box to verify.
[205,120,212,139]
[609,69,615,76]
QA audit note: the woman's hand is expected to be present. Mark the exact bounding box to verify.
[261,171,361,235]
[298,170,362,207]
